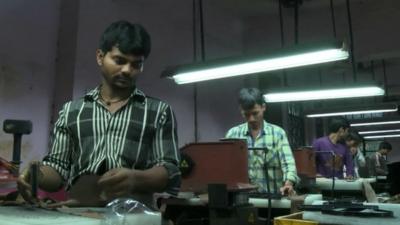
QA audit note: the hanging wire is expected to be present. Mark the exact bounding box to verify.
[192,0,197,61]
[278,0,288,87]
[371,60,375,80]
[346,0,357,82]
[371,60,377,103]
[192,0,199,142]
[382,59,388,99]
[191,0,207,142]
[278,0,285,47]
[318,67,322,86]
[330,0,337,38]
[294,0,299,44]
[199,0,206,62]
[316,0,338,96]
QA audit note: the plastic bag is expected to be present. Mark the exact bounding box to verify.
[101,198,161,225]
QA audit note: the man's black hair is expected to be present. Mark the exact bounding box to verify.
[99,20,151,58]
[379,141,392,151]
[345,130,362,145]
[328,117,350,134]
[238,88,265,110]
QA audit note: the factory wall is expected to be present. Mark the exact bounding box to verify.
[1,0,400,169]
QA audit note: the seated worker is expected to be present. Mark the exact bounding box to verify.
[225,88,299,196]
[345,130,365,178]
[368,141,392,176]
[17,20,181,207]
[312,117,354,179]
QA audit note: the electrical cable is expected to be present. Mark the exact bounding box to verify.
[330,0,337,38]
[278,0,288,87]
[346,0,357,82]
[382,59,388,99]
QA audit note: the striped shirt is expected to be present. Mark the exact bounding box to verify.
[225,121,299,193]
[42,87,181,196]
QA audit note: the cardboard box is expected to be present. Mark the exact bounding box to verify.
[274,212,318,225]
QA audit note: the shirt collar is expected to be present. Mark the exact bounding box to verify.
[243,120,269,136]
[84,86,146,103]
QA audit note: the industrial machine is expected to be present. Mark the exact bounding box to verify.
[3,119,32,174]
[0,119,32,199]
[179,141,250,193]
[293,146,317,193]
[163,140,261,225]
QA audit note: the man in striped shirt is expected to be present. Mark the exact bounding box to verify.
[17,21,181,206]
[225,88,299,196]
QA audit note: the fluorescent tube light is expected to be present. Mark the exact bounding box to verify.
[163,41,349,84]
[359,129,400,135]
[306,103,397,118]
[364,134,400,139]
[264,86,384,103]
[351,120,400,127]
[307,109,395,117]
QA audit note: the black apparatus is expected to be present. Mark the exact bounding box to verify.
[302,151,394,218]
[314,150,336,199]
[247,146,282,225]
[300,199,394,218]
[206,144,281,225]
[2,119,32,175]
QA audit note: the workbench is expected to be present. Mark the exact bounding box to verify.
[0,206,161,225]
[303,201,400,225]
[161,194,322,209]
[316,178,376,191]
[161,194,322,224]
[315,177,377,200]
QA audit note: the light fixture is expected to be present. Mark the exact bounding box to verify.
[162,41,349,84]
[359,129,400,135]
[306,103,397,118]
[351,120,400,127]
[364,134,400,139]
[264,86,384,103]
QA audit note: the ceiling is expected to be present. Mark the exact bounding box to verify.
[209,0,376,18]
[207,0,400,134]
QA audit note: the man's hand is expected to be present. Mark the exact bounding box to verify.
[279,180,295,196]
[345,175,354,180]
[97,168,136,200]
[17,162,40,204]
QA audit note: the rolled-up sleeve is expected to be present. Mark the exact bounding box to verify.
[152,104,181,196]
[42,102,73,181]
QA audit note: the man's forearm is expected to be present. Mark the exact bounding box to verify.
[39,165,64,192]
[132,166,169,193]
[375,167,387,176]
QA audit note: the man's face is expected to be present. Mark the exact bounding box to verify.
[338,127,349,140]
[346,140,356,148]
[240,104,265,129]
[349,146,358,155]
[96,46,144,89]
[380,148,391,156]
[346,140,359,155]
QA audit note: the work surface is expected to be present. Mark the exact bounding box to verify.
[303,201,400,225]
[162,194,322,209]
[316,177,376,191]
[0,206,161,225]
[0,206,100,225]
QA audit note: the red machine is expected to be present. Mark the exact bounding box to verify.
[180,141,250,193]
[293,146,316,190]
